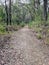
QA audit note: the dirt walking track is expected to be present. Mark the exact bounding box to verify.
[0,26,49,65]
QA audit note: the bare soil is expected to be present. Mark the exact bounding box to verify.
[0,26,49,65]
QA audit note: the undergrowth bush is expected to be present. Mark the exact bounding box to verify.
[20,22,25,27]
[0,24,7,34]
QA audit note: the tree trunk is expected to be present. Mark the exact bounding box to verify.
[44,0,48,21]
[5,0,8,25]
[9,0,12,25]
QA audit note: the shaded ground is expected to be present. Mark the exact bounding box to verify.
[0,26,49,65]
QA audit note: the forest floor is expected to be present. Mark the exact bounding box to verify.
[0,26,49,65]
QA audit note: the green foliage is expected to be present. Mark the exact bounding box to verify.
[0,24,7,34]
[0,6,5,21]
[28,21,41,28]
[36,33,42,39]
[20,22,25,27]
[28,19,43,39]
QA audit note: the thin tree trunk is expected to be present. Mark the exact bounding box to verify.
[5,0,8,25]
[9,0,12,25]
[44,0,48,21]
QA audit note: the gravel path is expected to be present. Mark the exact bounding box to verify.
[0,26,49,65]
